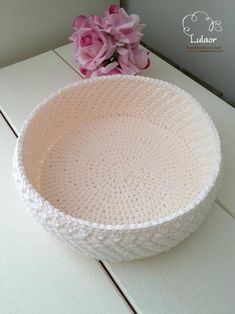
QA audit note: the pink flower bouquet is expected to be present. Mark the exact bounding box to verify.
[69,4,150,78]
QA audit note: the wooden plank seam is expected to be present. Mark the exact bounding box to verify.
[0,109,138,314]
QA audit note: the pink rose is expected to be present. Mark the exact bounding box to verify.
[80,61,121,78]
[95,4,145,44]
[117,44,150,74]
[80,45,150,77]
[70,16,116,71]
[69,5,150,77]
[72,15,93,30]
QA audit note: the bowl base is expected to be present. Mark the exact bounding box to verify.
[40,115,204,225]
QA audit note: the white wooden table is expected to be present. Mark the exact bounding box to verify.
[0,43,234,314]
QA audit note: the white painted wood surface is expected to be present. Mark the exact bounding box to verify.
[0,115,131,314]
[106,203,235,314]
[0,43,234,313]
[55,44,235,217]
[0,51,82,133]
[54,44,235,313]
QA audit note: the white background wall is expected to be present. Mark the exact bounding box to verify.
[122,0,235,104]
[1,0,234,104]
[0,0,116,68]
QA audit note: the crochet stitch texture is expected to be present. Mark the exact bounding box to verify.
[13,75,221,262]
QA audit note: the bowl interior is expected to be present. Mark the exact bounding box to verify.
[21,76,219,225]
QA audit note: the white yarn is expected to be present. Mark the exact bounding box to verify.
[13,75,221,262]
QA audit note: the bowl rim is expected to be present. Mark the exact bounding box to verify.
[13,75,222,231]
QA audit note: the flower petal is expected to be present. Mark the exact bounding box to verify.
[132,47,150,69]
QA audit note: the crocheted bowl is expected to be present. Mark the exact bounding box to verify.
[13,75,221,262]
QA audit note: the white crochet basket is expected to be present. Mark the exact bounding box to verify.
[13,75,221,262]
